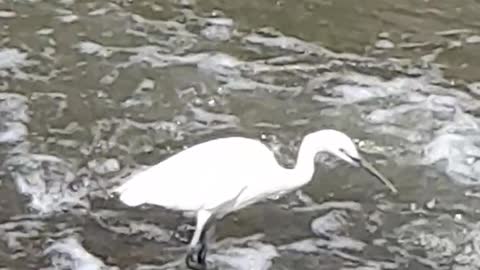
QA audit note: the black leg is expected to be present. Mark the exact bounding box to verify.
[197,228,208,264]
[185,210,215,270]
[186,220,216,270]
[186,246,206,270]
[197,244,207,265]
[185,225,208,270]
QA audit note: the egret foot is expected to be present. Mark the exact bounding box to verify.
[197,242,208,265]
[185,244,207,270]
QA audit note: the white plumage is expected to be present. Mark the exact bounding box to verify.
[113,129,397,270]
[116,137,285,214]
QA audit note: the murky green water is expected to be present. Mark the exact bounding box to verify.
[1,0,480,269]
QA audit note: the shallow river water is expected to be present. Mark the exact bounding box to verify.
[2,0,480,269]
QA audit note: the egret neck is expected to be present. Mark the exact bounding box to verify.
[281,135,319,192]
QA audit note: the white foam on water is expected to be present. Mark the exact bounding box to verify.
[88,158,120,175]
[197,53,242,78]
[0,122,28,144]
[0,94,29,147]
[121,78,156,109]
[200,18,234,41]
[0,10,16,18]
[3,154,90,214]
[75,41,112,57]
[422,134,480,184]
[0,93,30,123]
[0,49,31,70]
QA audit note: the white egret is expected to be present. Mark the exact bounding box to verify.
[113,129,398,270]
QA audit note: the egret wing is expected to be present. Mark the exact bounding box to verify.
[116,137,278,212]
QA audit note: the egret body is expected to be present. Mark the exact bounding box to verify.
[114,129,398,269]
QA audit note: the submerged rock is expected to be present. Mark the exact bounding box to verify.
[310,210,350,237]
[393,215,480,269]
[209,242,278,270]
[45,237,117,270]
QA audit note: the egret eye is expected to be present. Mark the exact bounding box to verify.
[339,148,351,157]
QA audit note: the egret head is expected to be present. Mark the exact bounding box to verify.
[307,129,398,194]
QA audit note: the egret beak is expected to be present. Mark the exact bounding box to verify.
[357,157,398,194]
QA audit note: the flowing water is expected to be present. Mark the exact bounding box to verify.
[1,0,480,269]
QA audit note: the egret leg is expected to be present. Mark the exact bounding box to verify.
[197,227,208,265]
[186,209,212,270]
[197,222,216,264]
